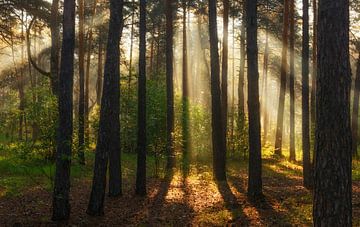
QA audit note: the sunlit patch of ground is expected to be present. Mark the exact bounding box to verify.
[0,156,359,226]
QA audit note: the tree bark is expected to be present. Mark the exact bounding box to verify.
[209,0,227,181]
[52,0,76,220]
[352,54,360,157]
[302,0,312,189]
[274,0,289,156]
[136,0,147,196]
[87,0,123,216]
[221,0,229,139]
[313,0,352,225]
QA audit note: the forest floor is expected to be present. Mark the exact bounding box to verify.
[1,151,360,226]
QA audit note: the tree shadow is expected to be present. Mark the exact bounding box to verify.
[215,179,250,225]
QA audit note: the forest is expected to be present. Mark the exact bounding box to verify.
[0,0,359,225]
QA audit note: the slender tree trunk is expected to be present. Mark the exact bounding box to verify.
[352,54,360,157]
[19,12,25,141]
[289,0,295,161]
[77,0,85,165]
[52,0,76,220]
[314,0,352,225]
[221,0,229,139]
[96,37,103,105]
[302,0,312,189]
[209,0,227,181]
[230,17,235,153]
[246,0,262,199]
[274,0,289,156]
[50,0,60,96]
[136,0,147,196]
[165,0,175,169]
[238,8,246,149]
[87,0,123,216]
[311,0,317,161]
[262,27,269,143]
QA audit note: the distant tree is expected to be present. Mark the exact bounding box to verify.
[246,0,262,199]
[221,0,229,138]
[136,0,147,196]
[165,0,175,169]
[50,0,60,96]
[352,46,360,157]
[274,0,289,156]
[209,0,227,181]
[313,0,352,225]
[87,0,123,216]
[52,0,76,221]
[301,0,312,189]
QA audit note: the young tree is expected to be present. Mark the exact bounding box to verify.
[274,0,289,156]
[165,0,175,169]
[289,0,295,161]
[77,0,85,164]
[87,0,123,216]
[136,0,147,196]
[52,0,76,220]
[221,0,229,137]
[301,0,312,189]
[246,0,262,199]
[313,0,352,225]
[209,0,227,181]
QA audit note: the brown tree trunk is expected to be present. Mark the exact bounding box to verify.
[274,0,289,156]
[313,0,352,225]
[289,0,295,161]
[221,0,229,139]
[352,54,360,157]
[52,0,76,220]
[96,36,103,105]
[209,0,227,181]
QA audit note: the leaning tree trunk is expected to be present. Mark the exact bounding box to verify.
[87,0,123,216]
[301,0,312,189]
[52,0,76,221]
[209,0,227,181]
[313,0,352,225]
[136,0,147,196]
[246,0,262,199]
[352,54,360,157]
[274,0,289,156]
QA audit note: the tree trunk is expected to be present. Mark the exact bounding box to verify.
[246,0,262,199]
[52,0,76,220]
[313,0,352,225]
[96,36,103,105]
[302,0,312,189]
[311,0,317,163]
[221,0,229,139]
[87,0,123,216]
[209,0,227,181]
[262,27,269,143]
[352,54,360,157]
[77,0,85,165]
[238,8,246,151]
[165,0,175,169]
[289,0,295,161]
[50,0,60,96]
[136,0,147,196]
[274,0,289,156]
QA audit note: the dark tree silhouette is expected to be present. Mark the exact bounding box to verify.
[87,0,123,216]
[289,0,295,161]
[221,0,229,138]
[52,0,76,221]
[313,0,352,225]
[209,0,226,181]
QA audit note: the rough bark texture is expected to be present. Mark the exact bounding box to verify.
[87,0,123,216]
[221,0,229,138]
[165,0,175,169]
[52,0,75,221]
[209,0,227,181]
[77,0,85,165]
[274,0,289,156]
[289,0,295,161]
[136,0,147,196]
[246,0,262,199]
[301,0,312,189]
[352,54,360,157]
[313,0,352,225]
